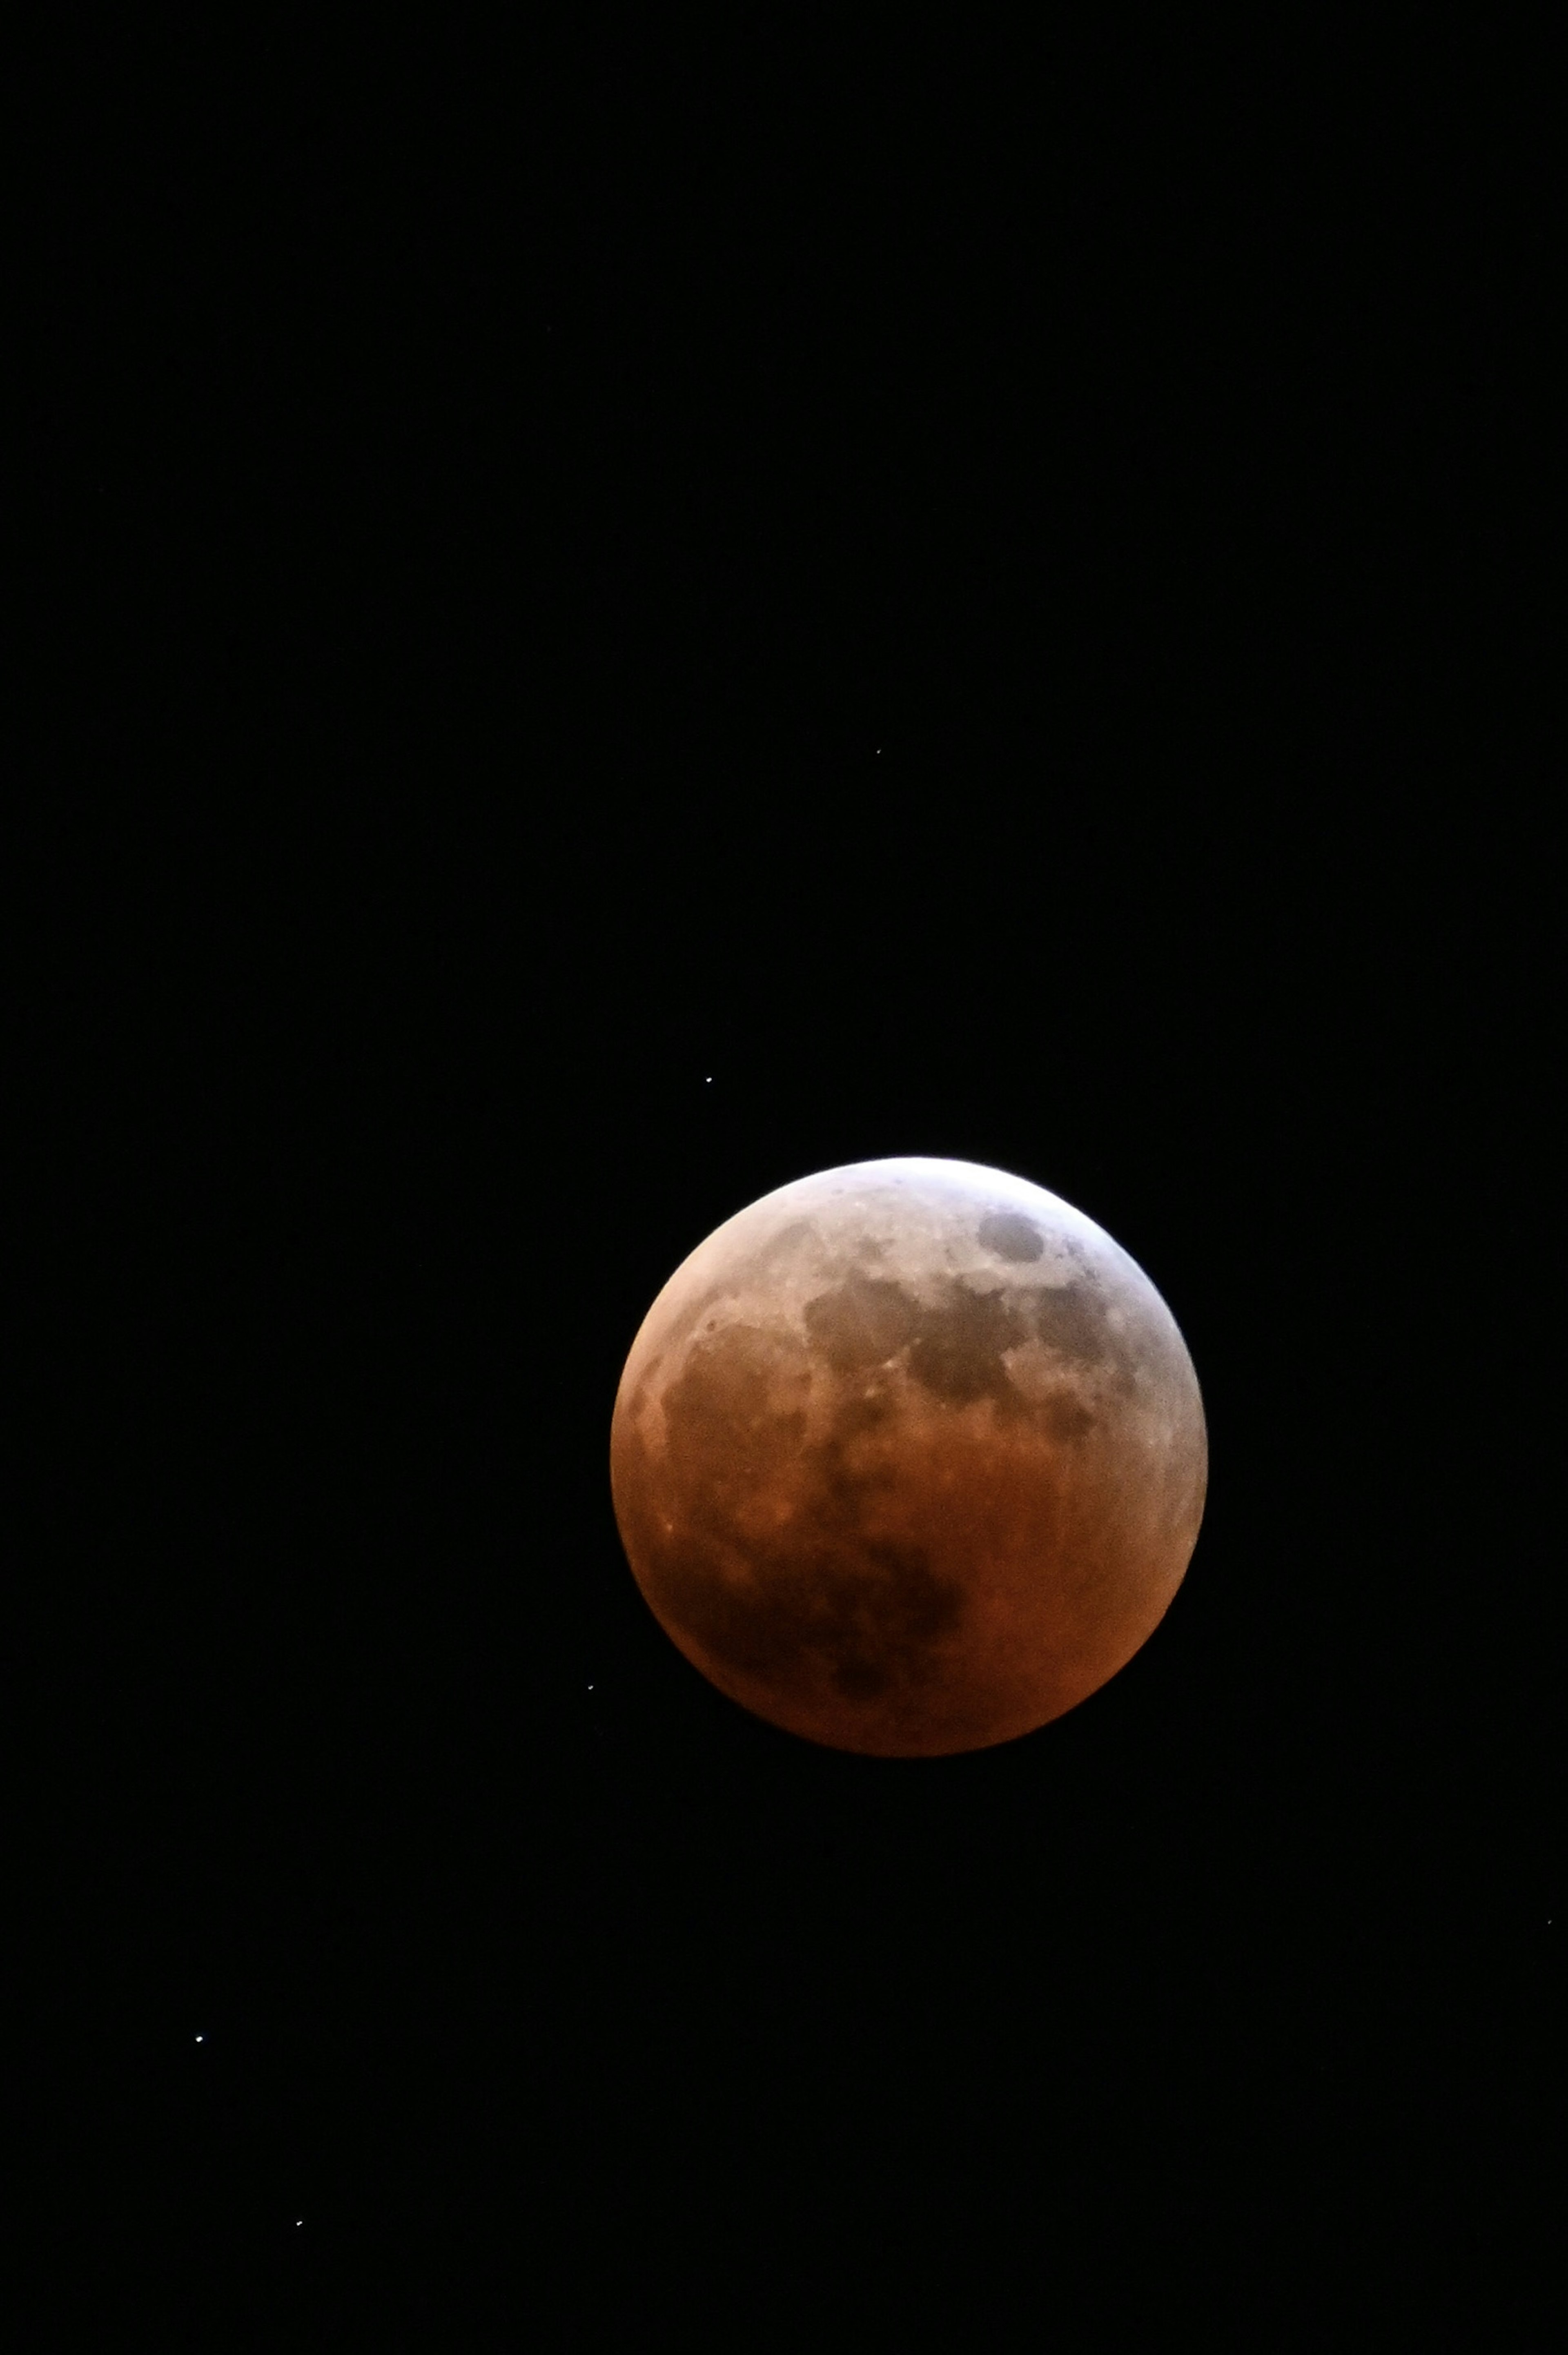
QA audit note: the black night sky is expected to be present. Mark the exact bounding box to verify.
[31,22,1551,2345]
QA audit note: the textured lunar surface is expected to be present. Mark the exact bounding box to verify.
[610,1159,1206,1756]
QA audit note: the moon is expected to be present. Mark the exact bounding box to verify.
[610,1158,1207,1756]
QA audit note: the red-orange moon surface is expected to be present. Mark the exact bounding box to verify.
[610,1159,1207,1756]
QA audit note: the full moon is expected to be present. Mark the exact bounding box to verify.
[610,1158,1206,1756]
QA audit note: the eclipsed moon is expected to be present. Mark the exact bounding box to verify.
[610,1158,1206,1757]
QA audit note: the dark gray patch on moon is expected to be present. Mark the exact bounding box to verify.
[804,1272,922,1372]
[977,1210,1045,1263]
[806,1272,1051,1413]
[906,1281,1027,1409]
[1027,1280,1113,1366]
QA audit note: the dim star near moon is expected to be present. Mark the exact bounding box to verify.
[610,1158,1207,1757]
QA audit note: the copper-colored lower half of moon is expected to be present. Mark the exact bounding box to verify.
[611,1296,1205,1756]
